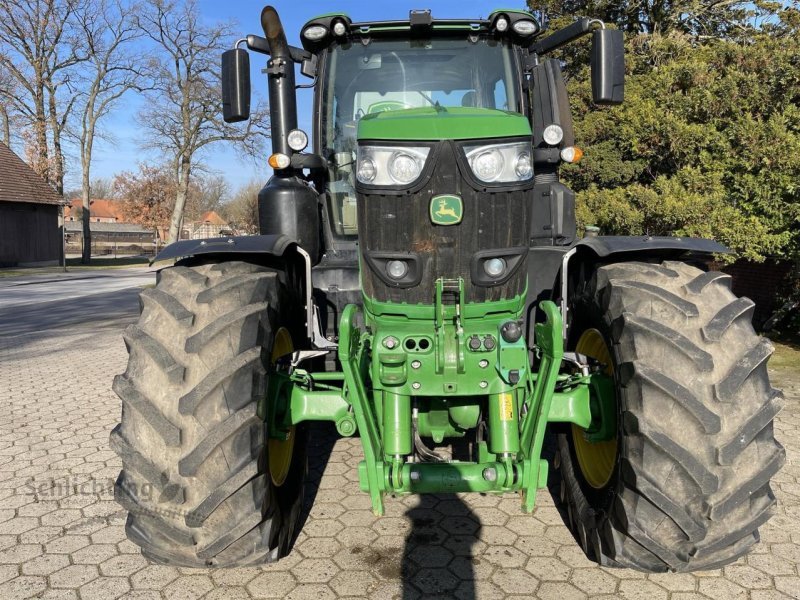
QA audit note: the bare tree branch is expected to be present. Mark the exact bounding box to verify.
[135,0,269,243]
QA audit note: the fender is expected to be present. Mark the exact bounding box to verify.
[151,233,296,264]
[526,236,731,340]
[150,234,334,350]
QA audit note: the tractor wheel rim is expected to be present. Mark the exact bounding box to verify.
[269,327,295,487]
[571,328,618,489]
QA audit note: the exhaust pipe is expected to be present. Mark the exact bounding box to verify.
[261,6,297,158]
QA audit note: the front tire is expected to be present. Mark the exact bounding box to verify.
[557,260,785,572]
[111,261,306,567]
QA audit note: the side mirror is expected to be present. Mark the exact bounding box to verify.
[590,29,624,105]
[222,48,251,123]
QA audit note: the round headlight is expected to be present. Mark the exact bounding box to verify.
[287,129,308,152]
[357,157,376,183]
[471,150,504,182]
[302,25,327,41]
[512,20,537,36]
[543,124,564,146]
[388,152,421,184]
[386,260,408,280]
[495,16,509,32]
[484,258,507,278]
[332,21,347,36]
[514,152,532,179]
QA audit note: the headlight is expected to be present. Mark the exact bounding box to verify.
[471,149,504,181]
[302,25,327,41]
[512,20,537,36]
[388,152,422,184]
[356,145,430,186]
[484,258,506,277]
[357,157,376,182]
[287,129,308,152]
[543,124,564,146]
[464,141,533,183]
[386,260,408,280]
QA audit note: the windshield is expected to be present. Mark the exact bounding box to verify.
[320,37,521,238]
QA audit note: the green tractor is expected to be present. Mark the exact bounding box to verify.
[111,5,785,572]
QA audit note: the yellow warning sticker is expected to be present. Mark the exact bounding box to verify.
[499,393,514,421]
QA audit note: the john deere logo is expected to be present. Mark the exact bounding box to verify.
[430,195,463,226]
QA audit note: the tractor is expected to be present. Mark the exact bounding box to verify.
[111,5,785,572]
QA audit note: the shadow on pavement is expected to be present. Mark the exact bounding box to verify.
[0,287,141,338]
[294,421,337,547]
[402,494,481,599]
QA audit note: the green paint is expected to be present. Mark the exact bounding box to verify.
[303,12,350,28]
[585,373,617,443]
[547,386,592,429]
[338,304,385,515]
[363,291,526,320]
[357,107,531,141]
[382,391,412,456]
[487,8,537,19]
[487,391,521,454]
[430,194,463,225]
[518,301,564,512]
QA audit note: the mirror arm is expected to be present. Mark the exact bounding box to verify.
[530,17,605,55]
[244,34,310,65]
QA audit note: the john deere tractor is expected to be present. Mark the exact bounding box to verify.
[111,5,785,572]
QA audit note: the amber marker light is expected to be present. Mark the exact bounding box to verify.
[560,146,584,163]
[269,153,291,169]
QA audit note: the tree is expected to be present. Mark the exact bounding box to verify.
[136,0,268,244]
[114,164,175,240]
[222,180,261,235]
[0,0,86,192]
[73,0,144,264]
[184,174,229,222]
[534,4,800,262]
[530,0,779,37]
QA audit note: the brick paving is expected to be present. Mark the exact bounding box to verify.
[0,322,798,599]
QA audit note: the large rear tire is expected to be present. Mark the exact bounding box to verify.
[111,261,306,567]
[557,260,785,572]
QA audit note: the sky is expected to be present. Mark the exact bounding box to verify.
[64,0,531,196]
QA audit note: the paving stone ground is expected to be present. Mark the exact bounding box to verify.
[0,322,798,599]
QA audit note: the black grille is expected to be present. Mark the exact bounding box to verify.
[357,141,531,304]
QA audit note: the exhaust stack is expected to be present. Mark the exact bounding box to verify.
[261,6,298,158]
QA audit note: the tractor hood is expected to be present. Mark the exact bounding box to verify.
[357,107,532,142]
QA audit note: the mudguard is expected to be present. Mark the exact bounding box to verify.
[151,234,297,264]
[525,235,731,341]
[574,235,729,257]
[149,234,333,349]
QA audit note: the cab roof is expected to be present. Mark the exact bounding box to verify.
[299,9,541,52]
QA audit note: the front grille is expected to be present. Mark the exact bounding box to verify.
[357,141,531,305]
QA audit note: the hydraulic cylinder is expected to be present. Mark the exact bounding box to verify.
[382,391,412,457]
[488,392,520,455]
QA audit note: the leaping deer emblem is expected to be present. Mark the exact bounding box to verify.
[435,198,459,219]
